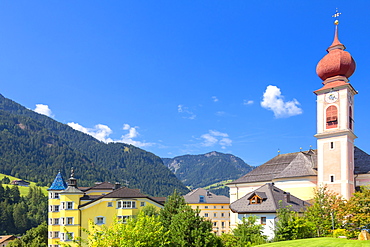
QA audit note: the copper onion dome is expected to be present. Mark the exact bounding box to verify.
[316,23,356,82]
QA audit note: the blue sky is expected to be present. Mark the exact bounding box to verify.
[1,1,370,166]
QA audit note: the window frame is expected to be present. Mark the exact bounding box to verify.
[66,217,73,225]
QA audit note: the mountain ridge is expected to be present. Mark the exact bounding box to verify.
[162,151,253,195]
[0,94,189,196]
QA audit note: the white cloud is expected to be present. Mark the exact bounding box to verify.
[261,85,302,118]
[34,104,54,117]
[67,122,154,147]
[119,124,154,147]
[177,104,196,120]
[212,96,219,102]
[201,130,232,149]
[216,111,226,116]
[243,99,254,105]
[68,122,113,142]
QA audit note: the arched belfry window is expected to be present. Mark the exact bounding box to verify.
[349,106,353,130]
[326,105,338,129]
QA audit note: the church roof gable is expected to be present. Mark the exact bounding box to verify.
[229,150,317,184]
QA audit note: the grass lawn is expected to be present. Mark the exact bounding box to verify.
[258,237,370,247]
[0,173,48,196]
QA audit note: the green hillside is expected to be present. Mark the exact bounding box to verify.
[0,174,48,196]
[0,94,189,196]
[163,151,253,196]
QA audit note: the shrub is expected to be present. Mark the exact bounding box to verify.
[333,228,347,238]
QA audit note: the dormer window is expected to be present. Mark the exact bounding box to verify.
[199,195,205,203]
[326,105,338,129]
[249,195,262,204]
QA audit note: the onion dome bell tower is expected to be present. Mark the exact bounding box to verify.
[314,14,357,200]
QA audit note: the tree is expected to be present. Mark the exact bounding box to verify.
[13,201,30,233]
[305,186,344,237]
[274,204,314,241]
[60,211,169,247]
[168,206,221,247]
[232,216,266,246]
[0,181,4,201]
[338,186,370,234]
[159,190,187,232]
[7,222,47,247]
[1,176,10,184]
[159,190,221,247]
[141,204,160,216]
[9,186,21,204]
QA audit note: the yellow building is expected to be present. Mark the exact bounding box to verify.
[183,188,230,235]
[48,171,164,247]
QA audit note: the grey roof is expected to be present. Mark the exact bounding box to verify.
[230,183,309,214]
[61,185,84,194]
[354,147,370,174]
[184,188,229,204]
[80,182,115,192]
[228,149,317,185]
[103,187,147,198]
[228,147,370,185]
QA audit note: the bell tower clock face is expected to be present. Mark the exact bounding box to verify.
[325,91,339,103]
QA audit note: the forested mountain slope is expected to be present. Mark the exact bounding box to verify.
[162,151,253,191]
[0,94,188,196]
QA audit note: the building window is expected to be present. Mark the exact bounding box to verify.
[61,217,65,225]
[66,232,73,241]
[205,206,208,209]
[221,206,224,209]
[107,202,113,207]
[221,222,225,228]
[117,216,130,223]
[330,175,335,183]
[61,202,65,210]
[204,213,209,217]
[66,217,73,225]
[140,202,145,207]
[54,205,59,212]
[249,195,262,204]
[54,193,59,199]
[213,221,217,226]
[96,216,105,225]
[221,213,224,217]
[261,217,267,225]
[326,105,338,129]
[54,231,59,238]
[54,218,59,225]
[349,106,353,130]
[199,195,205,203]
[330,142,334,149]
[214,206,216,209]
[117,201,136,209]
[66,202,73,210]
[49,218,53,225]
[214,213,217,217]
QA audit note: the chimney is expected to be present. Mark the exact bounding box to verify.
[284,192,291,203]
[114,182,121,190]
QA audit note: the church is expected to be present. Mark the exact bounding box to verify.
[227,19,370,236]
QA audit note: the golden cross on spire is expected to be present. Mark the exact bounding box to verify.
[332,8,342,25]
